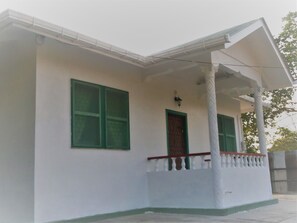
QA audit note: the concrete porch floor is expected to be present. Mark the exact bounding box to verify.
[96,194,297,223]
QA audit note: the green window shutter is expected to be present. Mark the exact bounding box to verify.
[72,80,102,147]
[105,88,130,149]
[217,114,237,152]
[217,116,226,151]
[224,117,236,152]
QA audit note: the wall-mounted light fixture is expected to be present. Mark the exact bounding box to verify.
[174,91,182,107]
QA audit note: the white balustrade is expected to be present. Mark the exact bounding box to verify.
[147,152,265,172]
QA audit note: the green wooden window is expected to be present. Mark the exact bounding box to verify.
[71,79,130,150]
[217,114,237,152]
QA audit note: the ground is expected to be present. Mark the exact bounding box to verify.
[96,194,297,223]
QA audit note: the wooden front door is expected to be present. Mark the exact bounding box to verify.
[167,111,188,170]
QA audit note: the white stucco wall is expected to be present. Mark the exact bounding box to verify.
[222,167,272,207]
[0,29,36,223]
[147,166,272,209]
[34,39,152,222]
[34,38,243,222]
[148,169,215,208]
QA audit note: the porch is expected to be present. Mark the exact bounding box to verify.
[147,152,272,209]
[92,195,296,223]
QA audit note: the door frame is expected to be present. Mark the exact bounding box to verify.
[165,109,189,158]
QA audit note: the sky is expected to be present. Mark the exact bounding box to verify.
[0,0,296,55]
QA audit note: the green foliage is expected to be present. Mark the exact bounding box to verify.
[275,12,297,80]
[269,127,297,151]
[241,12,297,151]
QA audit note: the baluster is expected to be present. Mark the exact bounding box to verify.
[235,155,240,167]
[172,158,177,171]
[230,155,234,168]
[191,156,196,170]
[200,155,205,169]
[225,154,229,168]
[251,156,255,167]
[247,156,251,167]
[243,155,247,167]
[164,158,168,171]
[247,155,250,167]
[248,156,253,167]
[181,157,186,170]
[221,154,225,168]
[155,159,160,172]
[238,155,243,167]
[258,156,261,167]
[232,155,236,168]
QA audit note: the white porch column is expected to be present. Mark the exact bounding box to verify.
[253,86,268,164]
[253,85,273,196]
[203,65,224,208]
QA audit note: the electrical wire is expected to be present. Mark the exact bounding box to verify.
[150,55,293,70]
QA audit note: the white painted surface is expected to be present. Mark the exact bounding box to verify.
[147,153,270,209]
[204,65,224,208]
[34,39,148,222]
[222,167,272,207]
[148,170,215,208]
[33,37,245,222]
[0,27,274,222]
[0,28,36,223]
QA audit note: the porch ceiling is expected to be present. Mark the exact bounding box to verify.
[144,58,254,98]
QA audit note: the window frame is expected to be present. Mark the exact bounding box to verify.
[71,79,130,150]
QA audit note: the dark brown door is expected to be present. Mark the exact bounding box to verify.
[167,113,188,170]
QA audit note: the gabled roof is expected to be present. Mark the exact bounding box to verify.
[0,9,294,84]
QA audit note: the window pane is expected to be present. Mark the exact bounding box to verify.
[106,89,128,118]
[74,115,100,146]
[219,134,226,151]
[226,136,236,152]
[224,118,235,135]
[217,115,237,152]
[106,119,129,148]
[74,83,99,113]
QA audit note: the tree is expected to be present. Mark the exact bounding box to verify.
[269,127,297,152]
[241,12,297,152]
[276,12,297,80]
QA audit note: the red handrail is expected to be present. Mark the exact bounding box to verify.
[147,152,211,160]
[147,151,265,160]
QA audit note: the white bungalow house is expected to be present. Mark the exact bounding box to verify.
[0,9,294,223]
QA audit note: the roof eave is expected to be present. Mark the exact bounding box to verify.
[1,9,147,67]
[225,18,294,86]
[144,34,230,67]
